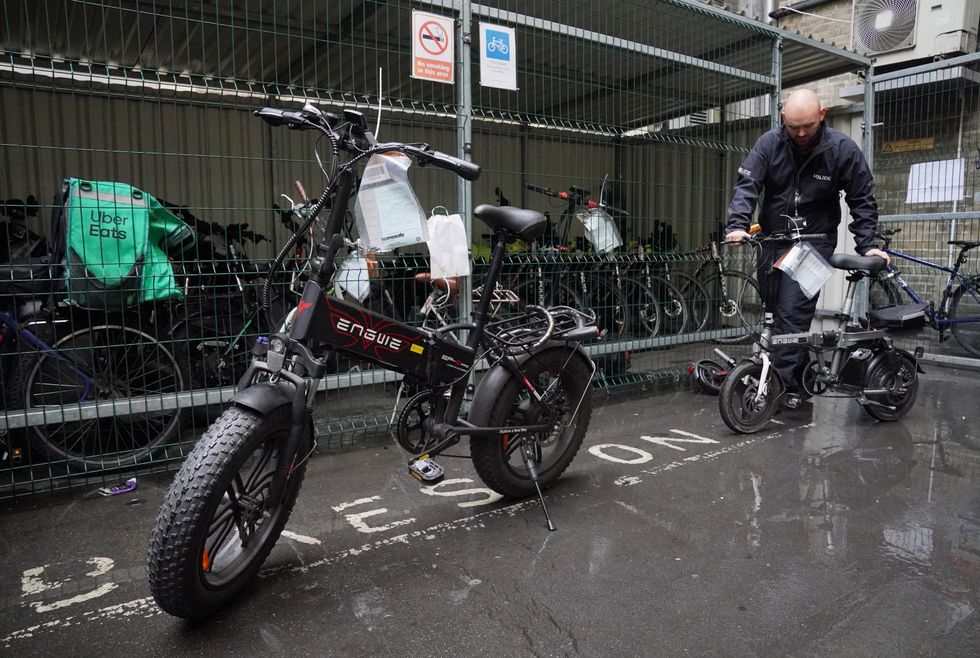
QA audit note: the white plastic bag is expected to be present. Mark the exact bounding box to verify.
[353,153,428,252]
[334,252,371,302]
[426,211,471,278]
[577,207,622,254]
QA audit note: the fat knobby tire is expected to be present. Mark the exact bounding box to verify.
[147,405,306,619]
[470,348,592,497]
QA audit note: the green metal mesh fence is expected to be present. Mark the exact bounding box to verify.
[868,56,980,362]
[0,0,865,497]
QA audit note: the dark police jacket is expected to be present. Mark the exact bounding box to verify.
[725,123,878,255]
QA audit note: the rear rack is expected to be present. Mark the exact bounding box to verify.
[484,305,595,352]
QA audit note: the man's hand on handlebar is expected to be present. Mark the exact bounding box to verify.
[724,229,750,245]
[864,248,891,266]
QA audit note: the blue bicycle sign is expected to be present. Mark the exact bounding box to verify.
[486,30,510,60]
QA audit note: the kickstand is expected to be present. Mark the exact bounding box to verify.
[520,442,556,531]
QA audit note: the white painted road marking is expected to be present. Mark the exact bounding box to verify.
[1,426,802,647]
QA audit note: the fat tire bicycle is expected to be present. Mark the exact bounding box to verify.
[148,104,598,619]
[868,227,980,358]
[718,230,923,434]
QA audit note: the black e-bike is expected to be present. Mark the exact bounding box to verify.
[148,104,598,619]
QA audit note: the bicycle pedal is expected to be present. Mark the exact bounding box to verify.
[408,456,445,484]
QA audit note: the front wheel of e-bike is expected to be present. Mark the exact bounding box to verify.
[718,361,783,434]
[470,348,592,497]
[148,404,308,619]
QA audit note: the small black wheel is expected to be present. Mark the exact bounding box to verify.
[148,404,308,619]
[718,361,783,434]
[395,391,434,455]
[470,348,592,497]
[693,359,725,395]
[862,352,919,422]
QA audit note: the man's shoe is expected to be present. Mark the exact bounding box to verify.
[783,393,803,410]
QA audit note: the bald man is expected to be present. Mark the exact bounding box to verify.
[724,89,889,410]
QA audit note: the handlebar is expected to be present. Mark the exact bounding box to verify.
[526,183,626,215]
[736,232,828,245]
[254,107,322,131]
[411,146,481,181]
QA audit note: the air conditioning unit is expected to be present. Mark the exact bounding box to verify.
[852,0,980,68]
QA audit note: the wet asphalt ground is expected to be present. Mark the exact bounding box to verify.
[1,367,978,657]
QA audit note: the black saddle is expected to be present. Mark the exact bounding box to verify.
[474,205,547,242]
[949,240,980,249]
[829,253,888,272]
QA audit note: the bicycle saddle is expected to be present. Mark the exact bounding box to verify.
[948,240,980,249]
[828,253,888,272]
[474,205,547,242]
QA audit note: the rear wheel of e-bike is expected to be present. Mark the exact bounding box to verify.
[148,404,307,619]
[862,352,919,422]
[470,348,592,497]
[718,361,783,434]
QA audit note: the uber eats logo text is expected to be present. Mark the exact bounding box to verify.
[88,208,129,239]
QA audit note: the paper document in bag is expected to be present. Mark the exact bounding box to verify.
[353,153,429,252]
[774,242,832,299]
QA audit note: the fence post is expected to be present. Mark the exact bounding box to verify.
[457,0,474,326]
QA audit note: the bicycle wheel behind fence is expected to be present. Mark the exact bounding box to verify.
[951,278,980,358]
[11,324,184,470]
[703,272,763,344]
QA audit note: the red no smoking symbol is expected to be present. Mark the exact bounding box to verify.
[419,21,449,56]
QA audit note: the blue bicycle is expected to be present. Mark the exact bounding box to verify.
[869,227,980,358]
[1,269,184,469]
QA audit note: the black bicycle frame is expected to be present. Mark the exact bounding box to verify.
[0,310,95,396]
[260,166,556,444]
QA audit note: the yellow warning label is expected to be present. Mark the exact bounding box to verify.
[411,344,425,355]
[882,137,934,153]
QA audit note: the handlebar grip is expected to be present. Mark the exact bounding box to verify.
[526,183,556,197]
[799,233,828,241]
[424,150,481,181]
[294,180,310,203]
[254,107,309,129]
[600,203,628,216]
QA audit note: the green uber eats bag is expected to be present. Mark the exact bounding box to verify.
[61,178,194,309]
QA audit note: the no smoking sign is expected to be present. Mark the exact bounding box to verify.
[412,11,454,84]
